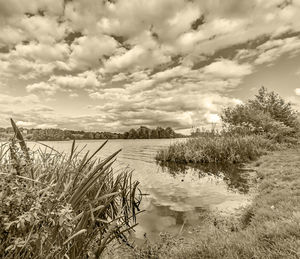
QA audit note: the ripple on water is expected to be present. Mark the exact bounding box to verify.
[26,139,252,241]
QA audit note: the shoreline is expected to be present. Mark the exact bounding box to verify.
[109,145,300,258]
[0,137,187,142]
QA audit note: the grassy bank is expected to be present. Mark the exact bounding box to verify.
[156,134,280,164]
[125,146,300,258]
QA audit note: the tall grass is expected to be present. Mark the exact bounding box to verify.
[156,134,278,164]
[0,119,142,258]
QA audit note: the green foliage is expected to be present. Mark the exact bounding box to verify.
[222,87,299,141]
[0,119,142,258]
[156,135,277,164]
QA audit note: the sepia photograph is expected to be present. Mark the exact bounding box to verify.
[0,0,300,258]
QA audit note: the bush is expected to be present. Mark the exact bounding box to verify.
[0,119,142,258]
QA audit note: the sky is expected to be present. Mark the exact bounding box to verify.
[1,0,300,134]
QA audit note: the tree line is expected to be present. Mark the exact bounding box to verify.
[0,126,184,141]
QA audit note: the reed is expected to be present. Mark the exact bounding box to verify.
[156,134,277,164]
[0,119,142,258]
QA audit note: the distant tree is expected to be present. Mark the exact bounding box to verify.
[123,131,129,139]
[165,127,176,138]
[128,129,138,139]
[150,129,159,138]
[137,126,150,138]
[1,125,181,141]
[156,127,164,138]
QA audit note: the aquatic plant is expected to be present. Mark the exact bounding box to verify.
[0,119,142,258]
[156,134,277,164]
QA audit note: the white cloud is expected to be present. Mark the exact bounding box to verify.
[19,15,66,44]
[16,121,36,127]
[26,82,58,96]
[105,45,170,73]
[294,88,300,96]
[26,71,102,96]
[0,93,39,106]
[152,66,191,81]
[202,59,253,78]
[69,35,118,70]
[255,37,300,65]
[50,71,101,90]
[0,0,64,17]
[111,72,128,82]
[13,42,69,62]
[0,57,56,79]
[36,123,58,129]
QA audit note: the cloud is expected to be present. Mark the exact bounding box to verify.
[69,35,118,71]
[0,12,66,47]
[36,123,58,129]
[0,42,69,79]
[50,71,101,90]
[16,120,36,127]
[254,36,300,65]
[0,93,39,106]
[0,57,56,79]
[26,71,102,95]
[13,42,69,62]
[0,0,64,17]
[1,0,300,131]
[152,66,191,81]
[0,93,56,128]
[26,82,58,96]
[202,59,253,78]
[104,44,171,73]
[294,88,300,96]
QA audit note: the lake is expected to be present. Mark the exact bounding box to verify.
[26,139,251,241]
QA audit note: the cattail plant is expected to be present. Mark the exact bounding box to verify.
[0,119,143,258]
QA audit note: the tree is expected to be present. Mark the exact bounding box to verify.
[221,87,299,138]
[165,127,176,138]
[137,126,150,138]
[150,129,158,138]
[127,129,138,139]
[249,87,298,128]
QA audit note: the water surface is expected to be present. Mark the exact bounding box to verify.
[27,139,251,240]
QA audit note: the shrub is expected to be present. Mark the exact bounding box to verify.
[0,119,142,258]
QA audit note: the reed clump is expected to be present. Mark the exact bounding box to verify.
[156,134,277,164]
[0,119,142,258]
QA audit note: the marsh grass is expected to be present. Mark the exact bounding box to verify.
[0,119,143,258]
[156,134,278,164]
